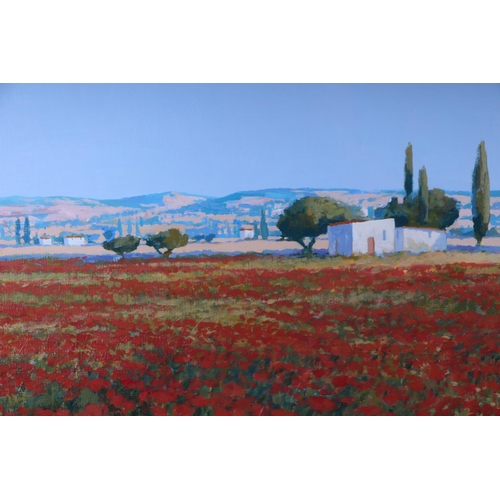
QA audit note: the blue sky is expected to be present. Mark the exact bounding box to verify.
[0,84,498,199]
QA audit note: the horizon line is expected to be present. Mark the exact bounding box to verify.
[0,186,486,202]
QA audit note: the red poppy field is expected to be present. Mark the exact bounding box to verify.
[0,254,498,416]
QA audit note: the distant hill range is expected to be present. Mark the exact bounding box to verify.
[0,188,497,242]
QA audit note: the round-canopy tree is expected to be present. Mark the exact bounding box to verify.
[103,235,141,259]
[144,228,189,258]
[378,189,459,229]
[277,196,362,255]
[427,188,460,230]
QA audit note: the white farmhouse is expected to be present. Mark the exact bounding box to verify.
[39,236,52,246]
[328,219,395,257]
[63,235,86,246]
[239,227,255,240]
[395,227,447,253]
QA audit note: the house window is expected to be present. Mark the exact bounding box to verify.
[383,230,386,241]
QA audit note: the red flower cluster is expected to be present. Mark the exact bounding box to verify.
[0,256,498,415]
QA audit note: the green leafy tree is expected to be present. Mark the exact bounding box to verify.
[277,196,362,255]
[472,141,490,245]
[418,166,429,225]
[15,218,21,245]
[427,189,460,230]
[404,143,413,199]
[102,235,141,259]
[23,217,31,244]
[260,209,269,240]
[377,189,459,230]
[144,228,189,258]
[375,196,409,227]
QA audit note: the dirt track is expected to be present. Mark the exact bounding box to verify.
[0,238,328,258]
[0,236,497,260]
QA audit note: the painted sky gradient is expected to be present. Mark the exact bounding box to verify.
[0,84,498,199]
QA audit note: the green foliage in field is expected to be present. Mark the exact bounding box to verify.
[103,235,141,258]
[144,228,189,258]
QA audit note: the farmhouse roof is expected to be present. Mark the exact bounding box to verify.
[328,219,370,226]
[399,226,443,231]
[65,235,85,238]
[239,227,254,231]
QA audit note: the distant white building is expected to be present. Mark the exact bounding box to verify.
[63,235,86,246]
[328,219,396,257]
[395,227,447,253]
[39,236,52,246]
[239,227,255,240]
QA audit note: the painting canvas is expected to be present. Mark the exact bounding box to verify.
[0,83,498,417]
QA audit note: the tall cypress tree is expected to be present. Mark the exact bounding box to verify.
[404,143,413,199]
[117,219,123,237]
[135,219,141,237]
[260,209,269,240]
[472,141,490,245]
[127,219,133,235]
[253,221,260,239]
[418,166,429,225]
[23,217,31,244]
[15,218,21,245]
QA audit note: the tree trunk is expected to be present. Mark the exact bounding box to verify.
[301,237,315,257]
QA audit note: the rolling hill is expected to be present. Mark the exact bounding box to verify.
[0,187,494,244]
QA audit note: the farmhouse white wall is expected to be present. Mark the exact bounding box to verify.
[352,219,395,256]
[395,227,447,253]
[328,223,352,256]
[40,237,52,246]
[328,219,395,257]
[63,236,86,246]
[239,228,255,240]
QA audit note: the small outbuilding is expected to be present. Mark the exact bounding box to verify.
[63,235,86,246]
[39,236,52,246]
[328,219,396,257]
[395,227,447,253]
[239,227,255,240]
